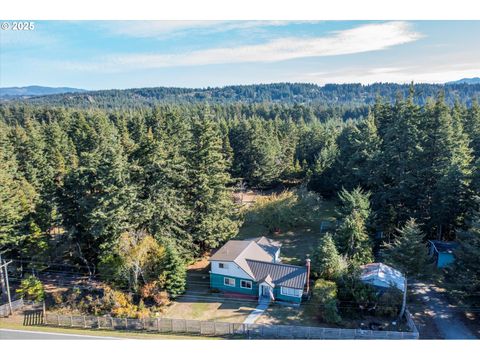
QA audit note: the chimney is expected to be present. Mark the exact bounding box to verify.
[305,257,311,294]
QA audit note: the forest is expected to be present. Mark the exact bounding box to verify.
[1,83,480,312]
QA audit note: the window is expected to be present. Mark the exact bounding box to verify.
[224,277,235,287]
[281,287,302,297]
[240,280,252,289]
[218,262,228,269]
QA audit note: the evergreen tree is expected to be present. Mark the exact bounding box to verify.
[162,243,187,298]
[187,112,239,253]
[129,112,192,254]
[381,218,430,277]
[465,100,480,159]
[335,187,373,264]
[311,233,342,280]
[0,130,37,250]
[451,207,480,303]
[60,115,134,272]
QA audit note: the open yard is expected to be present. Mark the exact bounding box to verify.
[237,196,338,265]
[164,258,258,323]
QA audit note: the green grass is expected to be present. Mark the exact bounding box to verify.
[190,302,211,318]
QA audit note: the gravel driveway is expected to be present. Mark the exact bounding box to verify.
[410,282,477,339]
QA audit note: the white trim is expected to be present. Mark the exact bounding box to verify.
[240,280,252,289]
[224,277,235,287]
[280,286,302,298]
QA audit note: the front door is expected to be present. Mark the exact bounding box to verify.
[261,285,270,296]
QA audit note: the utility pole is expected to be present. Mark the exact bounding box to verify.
[399,278,407,319]
[0,254,13,315]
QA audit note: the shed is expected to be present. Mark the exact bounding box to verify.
[359,263,405,292]
[428,241,458,268]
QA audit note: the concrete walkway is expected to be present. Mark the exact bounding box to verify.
[243,301,270,324]
[411,282,477,339]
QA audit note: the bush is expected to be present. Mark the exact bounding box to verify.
[336,266,378,316]
[312,279,341,324]
[16,275,45,302]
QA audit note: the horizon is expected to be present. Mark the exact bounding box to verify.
[2,79,480,93]
[1,21,480,90]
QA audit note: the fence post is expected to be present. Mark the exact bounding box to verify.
[157,318,160,332]
[111,317,114,329]
[57,313,60,326]
[125,318,128,329]
[213,321,216,335]
[83,316,86,328]
[70,316,73,327]
[97,316,101,329]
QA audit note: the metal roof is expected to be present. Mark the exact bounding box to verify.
[209,240,253,262]
[359,263,405,292]
[246,259,307,289]
[251,236,281,259]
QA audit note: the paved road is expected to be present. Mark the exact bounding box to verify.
[411,282,477,339]
[0,329,121,340]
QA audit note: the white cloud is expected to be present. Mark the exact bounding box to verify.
[99,20,308,39]
[300,63,480,84]
[62,21,422,72]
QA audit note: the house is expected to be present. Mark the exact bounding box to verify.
[209,236,309,304]
[359,263,406,293]
[428,240,459,268]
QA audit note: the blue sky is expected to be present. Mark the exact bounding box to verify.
[1,20,479,90]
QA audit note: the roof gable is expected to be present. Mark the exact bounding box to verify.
[246,259,307,289]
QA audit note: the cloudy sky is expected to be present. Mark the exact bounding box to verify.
[1,20,479,89]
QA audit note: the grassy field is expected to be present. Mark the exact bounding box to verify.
[237,196,338,265]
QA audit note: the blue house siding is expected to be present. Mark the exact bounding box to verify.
[210,273,303,303]
[210,273,258,296]
[437,253,455,268]
[275,289,302,303]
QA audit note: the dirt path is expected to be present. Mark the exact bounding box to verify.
[410,282,477,339]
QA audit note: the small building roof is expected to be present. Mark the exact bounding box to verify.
[429,240,459,254]
[246,259,307,289]
[359,263,405,292]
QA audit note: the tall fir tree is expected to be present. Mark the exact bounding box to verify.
[187,112,239,253]
[311,233,343,280]
[335,187,373,264]
[381,218,430,277]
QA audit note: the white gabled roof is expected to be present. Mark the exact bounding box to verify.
[359,263,405,292]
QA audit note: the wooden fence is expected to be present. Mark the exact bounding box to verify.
[43,311,419,339]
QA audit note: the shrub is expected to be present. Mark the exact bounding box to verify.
[16,275,45,302]
[312,279,341,324]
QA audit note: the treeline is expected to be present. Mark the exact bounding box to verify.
[5,82,480,109]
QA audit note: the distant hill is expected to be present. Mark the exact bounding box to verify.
[3,82,480,109]
[0,86,86,99]
[446,77,480,85]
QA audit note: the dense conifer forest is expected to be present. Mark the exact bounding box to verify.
[1,83,479,306]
